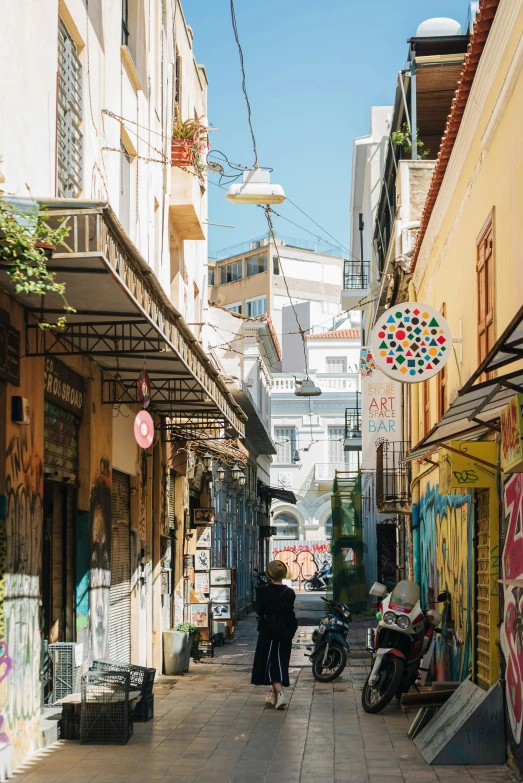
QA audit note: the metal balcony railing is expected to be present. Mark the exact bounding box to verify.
[345,407,362,440]
[376,441,412,513]
[343,261,370,290]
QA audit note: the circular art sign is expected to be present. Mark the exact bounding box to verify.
[371,303,451,383]
[134,409,154,449]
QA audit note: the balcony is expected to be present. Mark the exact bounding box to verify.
[272,374,358,394]
[344,407,362,452]
[376,441,411,513]
[169,167,205,240]
[341,261,370,311]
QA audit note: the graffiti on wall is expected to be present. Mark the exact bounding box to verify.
[89,459,111,661]
[419,483,472,682]
[272,541,331,582]
[500,473,523,768]
[2,426,43,762]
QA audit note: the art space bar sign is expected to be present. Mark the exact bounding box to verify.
[360,349,402,471]
[44,357,84,416]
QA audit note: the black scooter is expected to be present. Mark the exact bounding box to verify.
[303,570,330,591]
[308,597,351,682]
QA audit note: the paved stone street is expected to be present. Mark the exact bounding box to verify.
[8,598,517,783]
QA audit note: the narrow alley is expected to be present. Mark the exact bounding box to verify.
[6,600,515,783]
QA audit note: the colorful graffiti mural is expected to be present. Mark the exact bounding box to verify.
[418,483,472,682]
[500,473,523,771]
[271,541,331,582]
[3,426,43,764]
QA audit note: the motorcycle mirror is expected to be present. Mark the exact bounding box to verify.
[437,591,450,602]
[369,582,388,598]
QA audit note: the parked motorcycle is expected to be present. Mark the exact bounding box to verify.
[303,570,331,591]
[309,596,351,682]
[361,580,448,714]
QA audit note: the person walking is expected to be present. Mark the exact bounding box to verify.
[251,560,297,710]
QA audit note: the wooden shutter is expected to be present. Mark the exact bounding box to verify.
[57,18,83,197]
[109,470,131,664]
[477,216,494,379]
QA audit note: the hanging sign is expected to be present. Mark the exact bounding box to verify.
[0,309,20,385]
[134,409,154,449]
[44,357,84,416]
[137,370,151,408]
[360,349,403,471]
[439,441,497,492]
[371,303,451,383]
[501,394,523,473]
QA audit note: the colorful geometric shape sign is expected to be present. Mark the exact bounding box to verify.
[370,303,451,383]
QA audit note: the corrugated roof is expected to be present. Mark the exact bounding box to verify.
[305,328,361,340]
[410,0,500,273]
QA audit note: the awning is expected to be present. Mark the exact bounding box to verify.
[228,381,276,455]
[258,482,297,505]
[411,308,523,454]
[0,200,245,438]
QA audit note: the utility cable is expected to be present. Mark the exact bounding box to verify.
[229,0,258,169]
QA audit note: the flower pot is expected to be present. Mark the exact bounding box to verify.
[171,139,194,166]
[163,630,189,675]
[182,632,195,672]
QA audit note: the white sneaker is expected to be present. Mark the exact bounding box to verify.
[275,691,286,710]
[266,691,277,706]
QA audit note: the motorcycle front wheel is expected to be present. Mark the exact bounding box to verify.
[304,580,315,592]
[312,644,347,682]
[361,655,405,714]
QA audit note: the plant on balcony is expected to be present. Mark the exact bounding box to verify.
[391,123,429,160]
[0,192,74,329]
[172,114,209,173]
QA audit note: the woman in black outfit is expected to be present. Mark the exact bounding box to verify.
[251,560,297,710]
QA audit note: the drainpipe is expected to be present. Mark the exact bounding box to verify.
[408,281,420,582]
[411,60,417,161]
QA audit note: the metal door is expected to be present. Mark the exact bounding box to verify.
[109,470,131,663]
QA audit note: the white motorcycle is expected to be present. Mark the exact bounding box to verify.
[362,579,448,714]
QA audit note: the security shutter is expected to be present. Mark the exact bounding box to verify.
[109,470,131,663]
[169,470,176,530]
[475,488,499,690]
[44,400,79,481]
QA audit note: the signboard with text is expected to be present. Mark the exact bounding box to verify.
[0,308,20,385]
[44,357,84,416]
[501,394,523,473]
[439,441,497,492]
[360,349,403,471]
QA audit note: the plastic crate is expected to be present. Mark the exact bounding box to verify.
[48,643,82,705]
[134,693,154,722]
[80,671,133,745]
[91,660,156,695]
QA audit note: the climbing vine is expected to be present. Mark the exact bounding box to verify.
[0,193,74,328]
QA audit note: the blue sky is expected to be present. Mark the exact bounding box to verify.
[183,0,471,257]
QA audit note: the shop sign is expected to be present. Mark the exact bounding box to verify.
[501,394,523,473]
[439,441,497,492]
[44,357,84,416]
[360,349,403,471]
[0,309,20,385]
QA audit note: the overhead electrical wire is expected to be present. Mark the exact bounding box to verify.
[229,0,258,169]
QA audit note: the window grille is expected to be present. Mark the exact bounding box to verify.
[57,19,83,198]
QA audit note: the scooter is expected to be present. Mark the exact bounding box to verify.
[361,579,448,714]
[308,597,351,682]
[303,569,331,591]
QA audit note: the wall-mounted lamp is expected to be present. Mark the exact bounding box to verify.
[216,463,225,482]
[292,450,300,462]
[231,462,241,482]
[202,451,212,471]
[238,472,246,488]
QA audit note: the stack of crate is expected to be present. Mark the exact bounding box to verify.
[91,660,155,722]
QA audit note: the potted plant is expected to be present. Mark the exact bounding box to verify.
[171,115,208,168]
[175,622,202,670]
[391,122,429,159]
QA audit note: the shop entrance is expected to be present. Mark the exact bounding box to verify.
[376,520,398,587]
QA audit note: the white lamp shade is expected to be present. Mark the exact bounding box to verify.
[227,169,285,205]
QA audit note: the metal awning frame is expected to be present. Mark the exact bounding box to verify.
[463,304,523,389]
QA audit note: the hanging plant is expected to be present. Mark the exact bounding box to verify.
[391,123,429,160]
[172,112,209,175]
[0,193,74,329]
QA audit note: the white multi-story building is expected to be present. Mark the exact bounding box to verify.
[270,324,361,540]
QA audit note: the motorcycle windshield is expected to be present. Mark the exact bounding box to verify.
[390,580,420,610]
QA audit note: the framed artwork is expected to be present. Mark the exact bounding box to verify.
[210,586,230,603]
[195,549,211,571]
[210,568,232,586]
[196,526,212,548]
[190,603,209,628]
[194,508,215,525]
[212,603,231,620]
[195,572,210,596]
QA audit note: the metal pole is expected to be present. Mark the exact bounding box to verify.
[398,71,411,132]
[411,60,417,160]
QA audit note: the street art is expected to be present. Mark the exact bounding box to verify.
[418,483,472,682]
[500,473,523,770]
[272,541,331,582]
[89,459,111,661]
[2,426,43,764]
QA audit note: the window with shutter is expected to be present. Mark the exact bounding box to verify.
[274,427,295,464]
[57,19,83,198]
[477,215,495,381]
